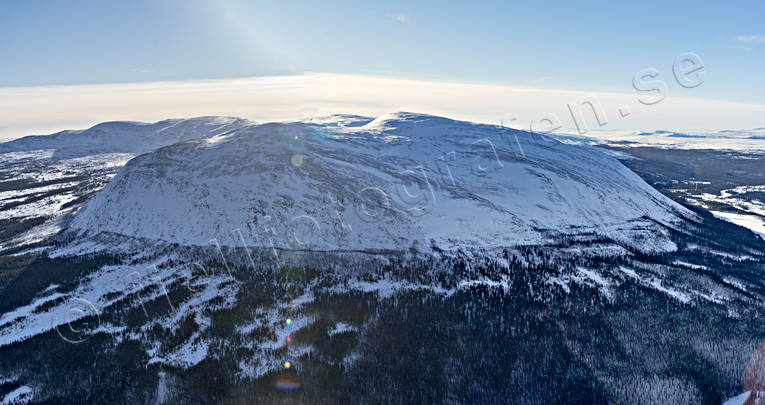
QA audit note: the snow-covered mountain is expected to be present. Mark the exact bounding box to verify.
[2,113,764,404]
[67,112,695,253]
[0,116,253,159]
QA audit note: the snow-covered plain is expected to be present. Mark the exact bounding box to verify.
[557,128,765,151]
[712,211,765,240]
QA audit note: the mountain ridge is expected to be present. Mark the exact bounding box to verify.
[63,112,696,253]
[0,116,254,159]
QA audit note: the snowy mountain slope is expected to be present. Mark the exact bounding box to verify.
[0,117,253,159]
[2,114,765,404]
[66,112,696,253]
[0,117,255,256]
[3,209,764,403]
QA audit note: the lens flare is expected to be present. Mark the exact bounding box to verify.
[275,374,301,392]
[283,361,291,369]
[290,154,304,168]
[286,318,292,326]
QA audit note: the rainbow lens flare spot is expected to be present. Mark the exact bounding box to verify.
[275,375,301,392]
[290,154,304,168]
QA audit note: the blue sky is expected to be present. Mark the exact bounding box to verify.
[1,0,764,104]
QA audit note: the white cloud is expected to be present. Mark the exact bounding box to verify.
[735,35,765,43]
[1,73,765,140]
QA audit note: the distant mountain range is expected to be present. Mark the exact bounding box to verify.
[556,128,765,151]
[0,117,252,159]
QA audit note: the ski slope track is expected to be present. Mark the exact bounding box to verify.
[66,112,696,254]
